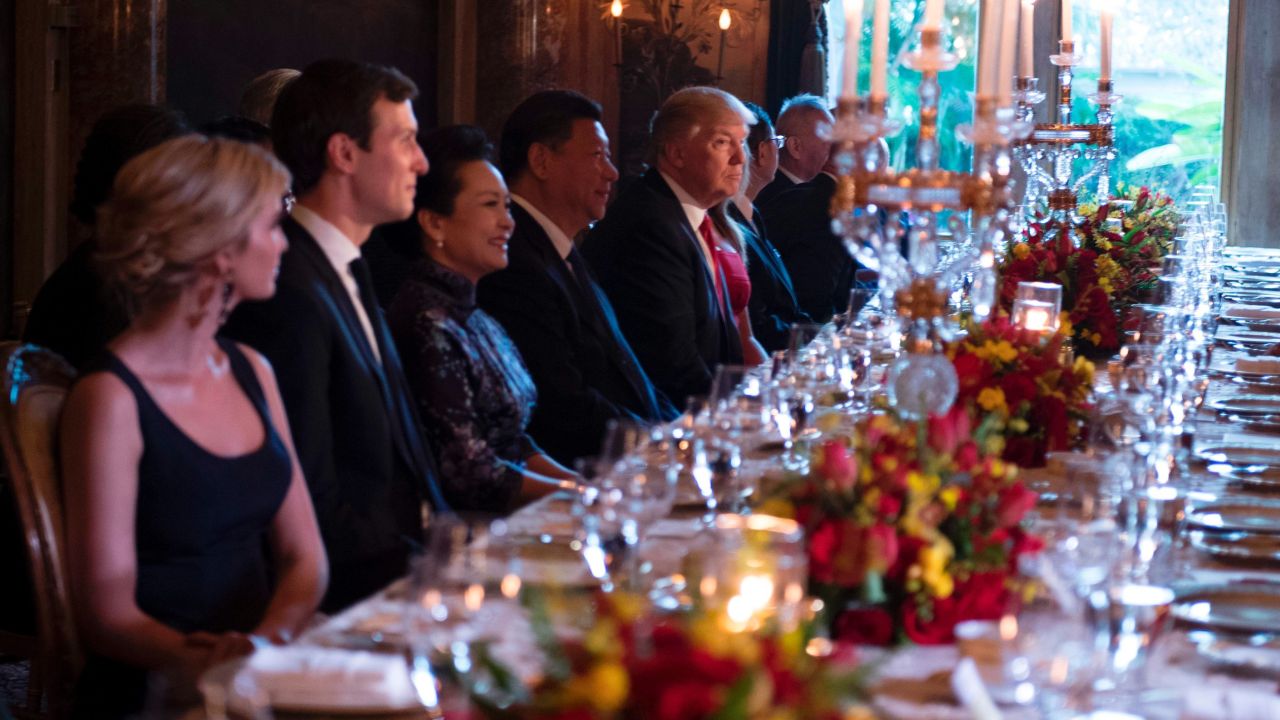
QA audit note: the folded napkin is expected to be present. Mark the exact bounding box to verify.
[1183,685,1280,720]
[239,645,417,711]
[950,658,1002,720]
[1225,305,1280,320]
[1235,356,1280,375]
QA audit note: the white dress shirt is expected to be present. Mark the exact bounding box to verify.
[511,194,574,262]
[778,167,804,185]
[291,204,381,362]
[657,171,716,276]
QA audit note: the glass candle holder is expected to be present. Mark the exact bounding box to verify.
[1011,281,1063,333]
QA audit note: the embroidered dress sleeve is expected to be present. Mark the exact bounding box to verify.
[398,310,526,513]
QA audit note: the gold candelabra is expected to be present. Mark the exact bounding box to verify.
[1012,39,1123,246]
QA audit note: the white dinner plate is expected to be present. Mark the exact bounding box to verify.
[1197,445,1280,469]
[1186,500,1280,534]
[1208,396,1280,418]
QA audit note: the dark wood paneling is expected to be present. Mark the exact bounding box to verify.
[1,3,15,337]
[167,0,439,129]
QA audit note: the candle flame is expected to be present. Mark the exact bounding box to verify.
[718,7,731,30]
[999,614,1019,641]
[464,583,485,612]
[611,0,623,18]
[500,573,522,599]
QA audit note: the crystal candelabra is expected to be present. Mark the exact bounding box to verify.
[829,25,1029,418]
[1012,39,1122,247]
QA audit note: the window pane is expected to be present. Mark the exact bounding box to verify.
[826,0,981,173]
[1070,0,1228,198]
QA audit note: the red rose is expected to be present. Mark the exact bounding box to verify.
[1003,435,1044,468]
[809,519,867,587]
[1000,372,1038,412]
[955,441,980,469]
[820,440,857,490]
[953,572,1012,621]
[997,484,1038,527]
[902,594,960,644]
[866,523,900,573]
[833,606,895,646]
[927,405,972,455]
[877,493,902,518]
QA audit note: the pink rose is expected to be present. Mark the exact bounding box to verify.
[821,440,857,490]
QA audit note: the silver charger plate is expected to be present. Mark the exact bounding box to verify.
[1186,500,1280,534]
[1208,396,1280,418]
[1197,444,1280,469]
[1190,530,1280,564]
[1173,582,1280,634]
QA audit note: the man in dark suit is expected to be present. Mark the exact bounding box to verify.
[224,59,449,612]
[731,102,812,352]
[755,94,833,209]
[581,86,747,404]
[762,146,856,325]
[476,91,677,464]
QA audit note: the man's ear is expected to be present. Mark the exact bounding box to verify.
[662,140,686,170]
[327,132,359,175]
[527,143,554,181]
[783,136,801,162]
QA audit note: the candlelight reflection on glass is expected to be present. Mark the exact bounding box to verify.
[699,514,808,633]
[1011,281,1062,333]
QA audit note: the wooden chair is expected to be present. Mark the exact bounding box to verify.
[0,343,79,719]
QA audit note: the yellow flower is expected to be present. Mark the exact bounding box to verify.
[756,497,797,520]
[584,618,623,658]
[1008,417,1029,433]
[992,341,1018,364]
[977,387,1007,414]
[1057,313,1073,338]
[564,662,630,714]
[1074,356,1096,383]
[1012,242,1031,260]
[907,471,940,497]
[1096,238,1112,251]
[919,541,955,598]
[939,485,960,511]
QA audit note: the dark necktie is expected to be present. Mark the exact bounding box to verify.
[565,248,665,421]
[348,257,451,513]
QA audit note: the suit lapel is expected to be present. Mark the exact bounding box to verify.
[284,220,421,475]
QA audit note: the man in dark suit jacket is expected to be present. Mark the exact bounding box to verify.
[732,101,813,353]
[582,87,748,404]
[476,91,677,464]
[224,59,448,612]
[755,94,833,209]
[762,161,856,325]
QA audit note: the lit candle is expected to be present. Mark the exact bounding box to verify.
[1019,0,1035,77]
[870,0,890,99]
[1061,0,1072,42]
[996,0,1019,106]
[1024,306,1050,331]
[1099,3,1113,82]
[716,7,731,82]
[923,0,945,30]
[841,0,865,101]
[977,0,1001,98]
[611,0,623,64]
[999,614,1019,641]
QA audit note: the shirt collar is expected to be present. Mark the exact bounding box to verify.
[657,170,707,236]
[778,167,804,185]
[291,204,362,272]
[511,194,575,261]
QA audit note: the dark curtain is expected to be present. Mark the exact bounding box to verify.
[766,0,828,116]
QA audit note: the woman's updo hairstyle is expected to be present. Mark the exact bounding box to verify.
[95,135,290,314]
[415,125,496,217]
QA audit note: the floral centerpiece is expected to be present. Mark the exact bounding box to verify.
[1000,186,1178,358]
[947,318,1095,468]
[757,409,1041,646]
[465,592,872,720]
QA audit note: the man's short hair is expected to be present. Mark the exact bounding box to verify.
[271,59,418,195]
[647,86,754,165]
[499,90,603,182]
[775,93,831,136]
[742,102,774,159]
[201,115,272,146]
[238,68,300,126]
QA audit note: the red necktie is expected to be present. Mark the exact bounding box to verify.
[698,215,724,301]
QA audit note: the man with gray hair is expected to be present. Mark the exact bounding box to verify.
[581,86,747,404]
[756,94,834,208]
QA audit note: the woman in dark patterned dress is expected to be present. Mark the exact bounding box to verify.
[387,125,578,513]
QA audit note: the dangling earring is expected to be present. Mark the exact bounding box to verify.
[435,238,444,250]
[217,274,235,325]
